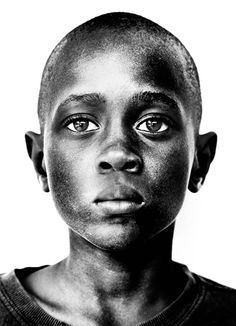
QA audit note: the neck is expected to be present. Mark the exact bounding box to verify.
[60,224,176,299]
[24,223,186,325]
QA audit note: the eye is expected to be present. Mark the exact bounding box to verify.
[66,118,99,133]
[136,117,169,134]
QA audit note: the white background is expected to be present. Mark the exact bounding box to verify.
[0,1,235,287]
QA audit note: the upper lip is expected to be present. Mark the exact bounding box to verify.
[94,185,144,204]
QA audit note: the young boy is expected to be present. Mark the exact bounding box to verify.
[0,12,235,326]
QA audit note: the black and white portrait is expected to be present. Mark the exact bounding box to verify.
[0,1,235,325]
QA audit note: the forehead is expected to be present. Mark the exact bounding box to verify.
[49,43,191,114]
[74,51,138,94]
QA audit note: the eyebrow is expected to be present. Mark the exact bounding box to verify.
[129,91,179,109]
[57,93,106,111]
[57,91,179,112]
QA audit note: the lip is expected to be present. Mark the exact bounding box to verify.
[94,185,145,215]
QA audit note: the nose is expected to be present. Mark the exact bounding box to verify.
[96,144,143,174]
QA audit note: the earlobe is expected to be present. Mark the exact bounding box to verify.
[25,131,49,192]
[188,132,217,193]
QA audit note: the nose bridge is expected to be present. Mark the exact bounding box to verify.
[107,107,126,142]
[104,106,134,153]
[96,102,143,174]
[101,106,132,150]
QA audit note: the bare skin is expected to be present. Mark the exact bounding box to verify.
[23,226,187,326]
[25,44,216,325]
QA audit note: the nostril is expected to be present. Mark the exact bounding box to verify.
[100,162,112,170]
[123,161,137,171]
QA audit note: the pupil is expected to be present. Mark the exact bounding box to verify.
[146,119,162,132]
[74,120,88,131]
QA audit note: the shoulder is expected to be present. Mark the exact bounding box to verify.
[199,274,236,308]
[0,271,27,325]
[191,273,236,325]
[0,266,49,326]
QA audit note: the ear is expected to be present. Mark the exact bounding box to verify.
[188,132,217,193]
[25,131,49,192]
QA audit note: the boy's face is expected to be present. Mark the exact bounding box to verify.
[43,48,196,251]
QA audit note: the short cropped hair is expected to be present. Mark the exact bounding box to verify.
[38,12,202,131]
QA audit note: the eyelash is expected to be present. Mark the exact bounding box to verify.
[62,114,173,135]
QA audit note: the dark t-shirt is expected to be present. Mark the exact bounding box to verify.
[0,263,235,325]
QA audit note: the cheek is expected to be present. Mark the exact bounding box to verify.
[45,143,96,224]
[143,139,192,227]
[147,135,192,187]
[153,146,190,191]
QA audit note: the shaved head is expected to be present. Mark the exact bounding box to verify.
[38,12,201,131]
[27,11,217,259]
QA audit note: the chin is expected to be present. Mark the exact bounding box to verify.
[84,221,146,252]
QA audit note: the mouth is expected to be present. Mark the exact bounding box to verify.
[94,185,145,215]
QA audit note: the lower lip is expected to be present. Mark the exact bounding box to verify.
[95,200,144,215]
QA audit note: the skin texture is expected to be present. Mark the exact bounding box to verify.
[44,49,196,251]
[24,17,217,326]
